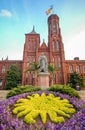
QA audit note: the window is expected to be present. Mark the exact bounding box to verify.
[76,65,80,73]
[57,23,59,34]
[28,57,30,62]
[52,41,55,51]
[53,57,54,63]
[52,57,54,65]
[27,63,29,67]
[33,57,35,62]
[83,65,85,73]
[56,41,59,50]
[2,65,5,73]
[58,56,61,67]
[9,65,11,69]
[28,41,30,50]
[53,22,57,34]
[34,40,36,50]
[69,65,73,73]
[26,73,28,78]
[59,73,62,84]
[49,23,52,35]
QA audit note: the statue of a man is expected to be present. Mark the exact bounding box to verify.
[40,57,45,72]
[39,53,47,72]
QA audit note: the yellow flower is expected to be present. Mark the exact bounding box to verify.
[12,93,76,124]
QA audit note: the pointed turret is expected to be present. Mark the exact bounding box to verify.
[29,26,38,34]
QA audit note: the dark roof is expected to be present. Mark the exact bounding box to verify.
[48,14,59,21]
[29,26,38,34]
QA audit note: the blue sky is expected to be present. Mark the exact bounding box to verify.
[0,0,85,60]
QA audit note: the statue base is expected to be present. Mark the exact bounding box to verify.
[38,72,50,89]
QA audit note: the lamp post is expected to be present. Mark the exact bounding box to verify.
[32,73,35,86]
[0,79,2,87]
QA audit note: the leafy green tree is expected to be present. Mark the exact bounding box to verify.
[25,62,40,85]
[25,62,40,78]
[68,72,84,89]
[6,64,21,89]
[48,64,60,85]
[48,64,56,79]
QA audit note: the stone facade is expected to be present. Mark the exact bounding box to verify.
[0,14,85,89]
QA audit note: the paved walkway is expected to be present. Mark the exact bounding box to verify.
[77,90,85,101]
[0,90,9,101]
[0,90,85,101]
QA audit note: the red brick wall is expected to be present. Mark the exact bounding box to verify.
[0,60,22,89]
[0,14,85,89]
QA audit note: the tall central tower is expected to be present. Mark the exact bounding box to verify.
[22,14,66,86]
[48,14,66,84]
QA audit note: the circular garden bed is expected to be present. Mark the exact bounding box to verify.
[0,90,85,130]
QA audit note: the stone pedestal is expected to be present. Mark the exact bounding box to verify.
[38,72,50,89]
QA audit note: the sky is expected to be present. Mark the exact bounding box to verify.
[0,0,85,60]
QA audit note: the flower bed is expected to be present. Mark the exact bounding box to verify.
[0,91,85,130]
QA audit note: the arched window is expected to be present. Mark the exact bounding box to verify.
[57,23,59,34]
[27,62,29,67]
[53,22,57,34]
[2,65,6,73]
[33,57,35,62]
[59,73,62,84]
[49,23,52,35]
[28,57,30,62]
[83,65,85,73]
[76,65,80,73]
[52,41,55,51]
[53,57,54,63]
[58,56,61,68]
[34,40,36,50]
[28,41,30,50]
[69,65,73,73]
[52,57,54,65]
[56,41,59,50]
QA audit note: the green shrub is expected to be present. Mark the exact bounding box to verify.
[81,84,85,90]
[47,84,80,98]
[6,84,80,99]
[67,72,84,89]
[6,85,41,99]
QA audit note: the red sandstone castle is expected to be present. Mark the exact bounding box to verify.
[0,14,85,89]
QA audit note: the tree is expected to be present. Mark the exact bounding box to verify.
[48,64,60,85]
[68,72,84,89]
[25,62,40,77]
[25,62,40,85]
[6,64,21,89]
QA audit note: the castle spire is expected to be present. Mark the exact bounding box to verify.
[29,25,37,34]
[43,39,45,43]
[33,25,35,32]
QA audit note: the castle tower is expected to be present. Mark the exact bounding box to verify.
[48,14,66,84]
[22,26,40,85]
[22,14,67,86]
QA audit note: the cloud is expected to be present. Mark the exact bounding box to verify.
[0,9,12,17]
[64,30,85,60]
